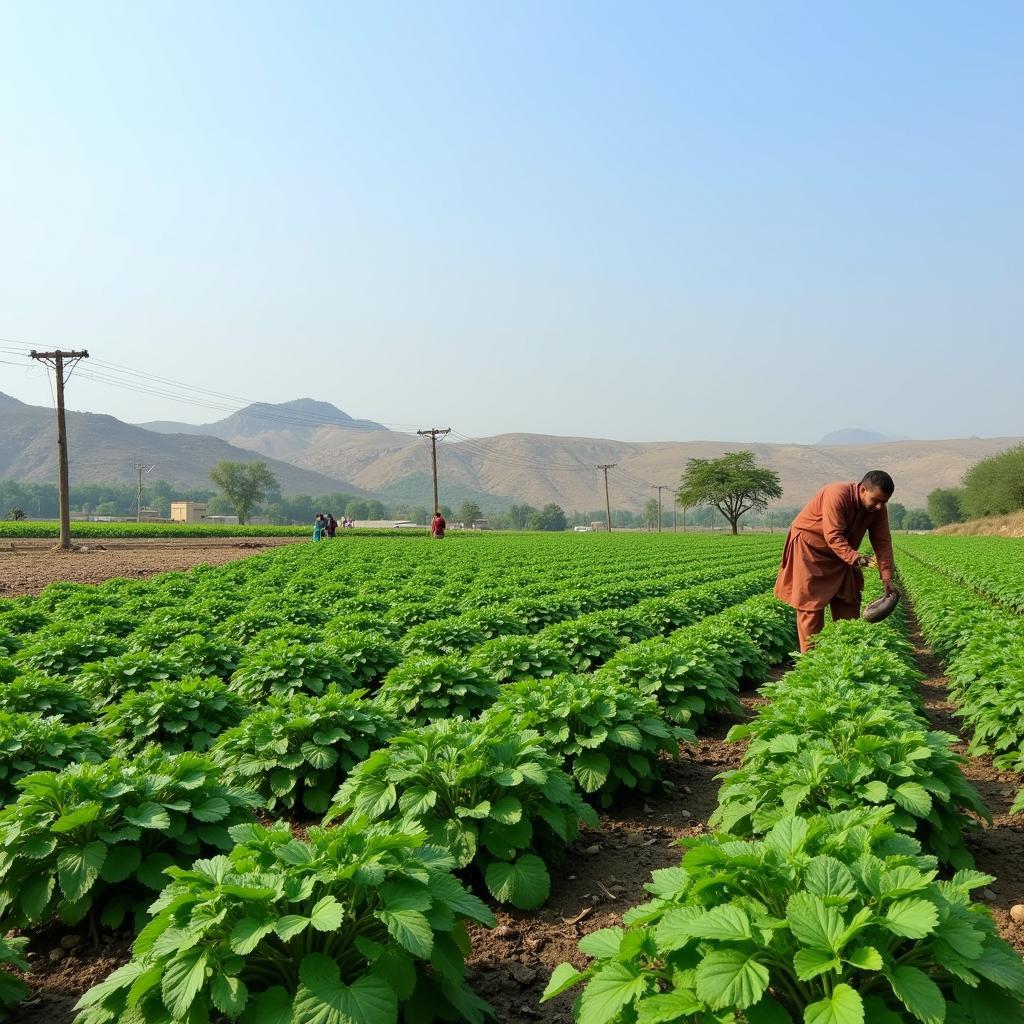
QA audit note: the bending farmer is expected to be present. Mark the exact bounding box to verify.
[774,470,898,653]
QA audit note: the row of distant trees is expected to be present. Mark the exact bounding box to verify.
[925,443,1024,526]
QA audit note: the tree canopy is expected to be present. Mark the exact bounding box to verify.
[676,451,782,534]
[960,443,1024,520]
[208,461,279,525]
[926,487,964,527]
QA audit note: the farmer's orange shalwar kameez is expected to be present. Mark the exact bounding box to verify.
[774,481,894,652]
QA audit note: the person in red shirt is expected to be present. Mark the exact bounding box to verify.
[774,470,898,653]
[430,511,446,539]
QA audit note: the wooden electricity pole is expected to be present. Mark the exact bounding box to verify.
[597,464,616,532]
[30,349,89,550]
[652,485,670,533]
[417,428,451,513]
[134,462,154,522]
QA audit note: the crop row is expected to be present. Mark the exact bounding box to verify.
[897,536,1024,614]
[546,577,1024,1023]
[0,535,789,1020]
[894,543,1024,815]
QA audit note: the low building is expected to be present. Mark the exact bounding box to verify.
[205,515,240,525]
[170,501,209,524]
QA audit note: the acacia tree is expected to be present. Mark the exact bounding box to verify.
[209,461,279,525]
[926,487,964,526]
[458,501,483,525]
[677,451,782,535]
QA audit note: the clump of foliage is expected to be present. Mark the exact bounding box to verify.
[0,712,111,804]
[467,634,573,684]
[163,632,243,680]
[489,674,692,805]
[14,626,125,676]
[327,715,599,909]
[0,935,29,1016]
[73,819,495,1024]
[0,672,94,722]
[375,657,499,725]
[229,639,358,700]
[402,616,487,658]
[537,617,625,672]
[325,630,403,687]
[0,749,259,931]
[102,676,248,755]
[76,650,186,705]
[545,809,1024,1023]
[213,690,401,813]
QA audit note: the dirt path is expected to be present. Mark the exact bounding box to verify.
[903,610,1024,953]
[0,537,303,597]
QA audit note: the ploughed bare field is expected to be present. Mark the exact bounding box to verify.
[0,537,304,597]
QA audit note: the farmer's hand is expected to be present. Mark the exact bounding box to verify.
[856,555,877,569]
[884,579,899,598]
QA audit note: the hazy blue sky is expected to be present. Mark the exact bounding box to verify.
[1,2,1021,443]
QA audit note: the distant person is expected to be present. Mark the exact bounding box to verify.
[312,513,326,542]
[326,513,338,538]
[430,511,446,539]
[774,471,898,653]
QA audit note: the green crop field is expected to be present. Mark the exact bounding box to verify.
[0,520,427,539]
[0,532,1021,1023]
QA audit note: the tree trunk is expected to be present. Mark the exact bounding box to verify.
[730,517,739,535]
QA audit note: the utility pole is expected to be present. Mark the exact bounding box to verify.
[417,428,451,513]
[597,464,616,532]
[673,498,677,532]
[133,462,155,522]
[652,485,670,533]
[30,349,89,550]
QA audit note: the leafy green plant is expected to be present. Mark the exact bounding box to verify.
[0,749,259,931]
[229,639,358,700]
[325,630,403,686]
[102,676,248,755]
[538,618,626,672]
[327,715,599,909]
[73,819,494,1024]
[375,657,499,725]
[0,712,111,804]
[0,671,94,722]
[544,808,1024,1024]
[14,626,125,676]
[488,674,693,805]
[402,616,487,657]
[213,689,400,813]
[164,633,243,680]
[76,650,187,705]
[0,935,29,1018]
[127,614,213,653]
[467,634,573,684]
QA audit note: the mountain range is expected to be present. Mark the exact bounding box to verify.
[2,392,1019,510]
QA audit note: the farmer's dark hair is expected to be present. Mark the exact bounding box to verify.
[860,470,895,495]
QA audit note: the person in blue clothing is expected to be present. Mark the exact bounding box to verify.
[312,513,326,541]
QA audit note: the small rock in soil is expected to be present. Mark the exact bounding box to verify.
[511,964,538,985]
[48,947,66,963]
[1010,904,1024,924]
[582,843,600,855]
[494,925,519,940]
[625,832,642,846]
[60,934,83,950]
[982,888,998,902]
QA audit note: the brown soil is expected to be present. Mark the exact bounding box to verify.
[0,537,303,597]
[903,610,1024,955]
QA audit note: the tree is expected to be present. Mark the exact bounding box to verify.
[509,504,537,530]
[7,507,25,521]
[344,500,369,521]
[677,451,783,535]
[926,488,964,527]
[961,443,1024,520]
[538,504,567,531]
[903,509,934,531]
[458,501,483,526]
[887,502,907,531]
[208,461,278,525]
[643,498,660,530]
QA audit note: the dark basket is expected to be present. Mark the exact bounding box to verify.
[863,592,900,623]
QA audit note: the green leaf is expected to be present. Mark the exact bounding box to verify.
[161,947,208,1019]
[805,856,857,900]
[51,801,102,833]
[211,974,248,1017]
[122,802,171,830]
[489,795,523,824]
[542,962,587,1002]
[275,914,310,941]
[241,985,296,1024]
[484,853,550,910]
[689,905,752,942]
[892,782,932,818]
[804,983,864,1024]
[860,780,890,803]
[766,816,809,856]
[230,917,276,955]
[377,908,434,958]
[294,953,398,1024]
[192,796,230,822]
[57,841,107,903]
[786,892,845,953]
[846,946,883,971]
[98,843,141,883]
[887,966,945,1024]
[579,928,624,959]
[794,948,841,981]
[636,990,704,1022]
[883,898,939,939]
[694,949,770,1011]
[309,895,344,932]
[578,961,647,1023]
[573,750,611,792]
